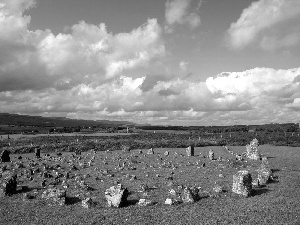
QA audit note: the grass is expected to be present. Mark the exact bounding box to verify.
[0,145,300,224]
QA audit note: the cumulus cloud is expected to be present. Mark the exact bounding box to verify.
[226,0,300,49]
[165,0,201,32]
[0,0,165,91]
[179,61,188,71]
[1,67,300,124]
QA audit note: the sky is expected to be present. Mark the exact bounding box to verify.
[0,0,300,126]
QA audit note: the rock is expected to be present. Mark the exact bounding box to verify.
[246,138,261,160]
[147,148,154,155]
[257,159,272,185]
[82,197,96,209]
[41,188,66,206]
[181,187,198,203]
[23,193,35,201]
[164,198,180,205]
[35,148,41,158]
[186,146,194,157]
[138,199,153,206]
[213,185,224,193]
[232,170,252,197]
[105,184,129,207]
[0,172,17,197]
[121,145,131,153]
[1,150,10,162]
[164,151,169,156]
[208,149,214,160]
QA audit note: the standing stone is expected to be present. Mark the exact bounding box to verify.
[208,149,215,160]
[35,148,41,158]
[246,138,261,160]
[257,157,272,185]
[121,145,130,153]
[41,188,66,206]
[147,148,154,155]
[186,146,194,157]
[181,187,198,203]
[232,170,252,197]
[0,172,17,197]
[105,184,129,207]
[1,150,10,162]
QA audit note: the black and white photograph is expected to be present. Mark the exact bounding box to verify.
[0,0,300,224]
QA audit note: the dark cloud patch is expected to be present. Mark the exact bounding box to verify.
[140,74,168,92]
[158,88,180,96]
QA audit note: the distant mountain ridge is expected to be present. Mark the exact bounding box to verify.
[0,113,136,127]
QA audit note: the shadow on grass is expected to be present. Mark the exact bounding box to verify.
[272,169,280,173]
[123,199,139,207]
[252,188,269,196]
[66,196,82,205]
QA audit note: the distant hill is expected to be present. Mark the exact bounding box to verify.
[0,113,136,128]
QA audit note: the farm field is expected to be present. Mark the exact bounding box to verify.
[2,132,134,140]
[0,144,299,224]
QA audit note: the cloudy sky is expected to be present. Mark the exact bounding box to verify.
[0,0,300,125]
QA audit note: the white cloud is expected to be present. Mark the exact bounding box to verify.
[226,0,300,49]
[165,0,201,32]
[0,1,165,91]
[179,61,188,71]
[1,67,300,124]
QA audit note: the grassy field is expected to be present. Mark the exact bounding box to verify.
[0,145,300,224]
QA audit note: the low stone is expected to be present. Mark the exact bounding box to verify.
[181,187,198,203]
[82,197,96,209]
[23,193,35,201]
[147,148,154,155]
[41,188,66,206]
[138,199,153,206]
[232,170,252,197]
[121,145,131,153]
[164,198,180,205]
[105,184,129,208]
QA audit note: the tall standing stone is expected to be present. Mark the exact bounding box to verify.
[246,138,261,160]
[1,150,10,162]
[232,170,252,197]
[35,148,41,158]
[257,157,272,185]
[0,172,17,197]
[186,146,194,157]
[208,149,214,160]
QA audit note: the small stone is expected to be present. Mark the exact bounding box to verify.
[82,197,96,209]
[164,151,169,156]
[138,199,153,206]
[147,148,154,155]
